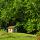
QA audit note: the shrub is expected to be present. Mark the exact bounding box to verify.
[37,31,40,36]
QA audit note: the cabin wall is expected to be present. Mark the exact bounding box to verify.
[8,29,13,33]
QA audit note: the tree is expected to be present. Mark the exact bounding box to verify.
[0,0,40,34]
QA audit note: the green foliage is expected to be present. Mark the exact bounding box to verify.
[37,31,40,36]
[0,0,40,34]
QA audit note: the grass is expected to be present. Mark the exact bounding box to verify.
[0,31,36,40]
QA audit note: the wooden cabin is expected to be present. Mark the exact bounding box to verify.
[7,26,15,33]
[7,21,17,33]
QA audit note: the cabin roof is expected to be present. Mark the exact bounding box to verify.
[8,26,15,29]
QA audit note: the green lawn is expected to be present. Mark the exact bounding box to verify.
[0,31,36,40]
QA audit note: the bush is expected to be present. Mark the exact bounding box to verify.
[37,31,40,36]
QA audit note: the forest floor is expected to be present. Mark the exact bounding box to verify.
[0,31,36,40]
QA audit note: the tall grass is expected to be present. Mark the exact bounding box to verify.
[0,30,36,40]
